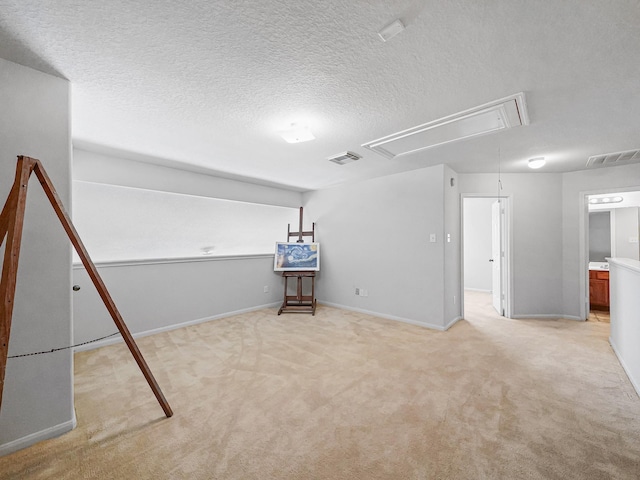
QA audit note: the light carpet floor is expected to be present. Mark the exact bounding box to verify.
[1,292,639,479]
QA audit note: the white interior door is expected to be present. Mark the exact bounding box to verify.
[491,200,503,315]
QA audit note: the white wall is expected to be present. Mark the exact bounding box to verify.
[73,256,284,349]
[303,164,460,330]
[74,148,302,207]
[608,258,640,396]
[463,198,494,291]
[0,59,73,455]
[458,173,564,318]
[72,181,299,262]
[562,164,640,319]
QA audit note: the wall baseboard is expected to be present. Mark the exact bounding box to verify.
[319,301,452,331]
[609,337,640,399]
[510,313,583,321]
[443,316,463,331]
[74,302,281,352]
[0,417,76,457]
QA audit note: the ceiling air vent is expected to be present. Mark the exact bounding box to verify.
[328,151,361,165]
[586,149,640,168]
[362,92,529,159]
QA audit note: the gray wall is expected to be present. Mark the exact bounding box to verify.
[443,166,461,324]
[0,59,73,454]
[589,211,611,262]
[73,256,284,349]
[613,207,640,260]
[562,164,640,319]
[303,164,461,330]
[459,173,564,318]
[71,149,303,348]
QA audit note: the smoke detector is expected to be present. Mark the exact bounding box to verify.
[328,151,361,165]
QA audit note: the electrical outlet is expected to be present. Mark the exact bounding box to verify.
[355,287,360,296]
[361,288,368,297]
[263,286,269,293]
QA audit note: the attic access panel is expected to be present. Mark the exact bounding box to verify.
[362,93,529,159]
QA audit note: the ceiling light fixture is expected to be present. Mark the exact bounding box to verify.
[589,196,623,205]
[362,93,529,159]
[280,124,315,143]
[378,19,405,42]
[528,157,546,169]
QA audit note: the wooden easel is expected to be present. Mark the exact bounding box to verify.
[0,156,172,417]
[278,207,317,315]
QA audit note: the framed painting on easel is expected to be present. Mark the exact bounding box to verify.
[274,242,320,271]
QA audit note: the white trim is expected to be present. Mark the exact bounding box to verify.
[73,302,281,352]
[0,418,76,456]
[608,257,640,274]
[319,301,459,331]
[443,316,463,330]
[362,93,528,159]
[609,337,640,398]
[72,253,274,269]
[460,194,513,319]
[510,314,583,320]
[464,287,492,293]
[580,185,640,320]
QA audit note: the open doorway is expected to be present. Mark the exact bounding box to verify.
[584,189,640,322]
[461,196,511,319]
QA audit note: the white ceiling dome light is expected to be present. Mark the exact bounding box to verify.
[528,157,546,169]
[279,124,315,143]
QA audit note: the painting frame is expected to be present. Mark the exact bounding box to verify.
[274,242,320,271]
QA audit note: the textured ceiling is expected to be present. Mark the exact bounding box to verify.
[1,0,639,190]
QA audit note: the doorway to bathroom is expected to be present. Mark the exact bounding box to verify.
[585,189,640,321]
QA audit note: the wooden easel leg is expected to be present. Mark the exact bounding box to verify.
[0,157,36,409]
[30,158,172,418]
[0,184,18,242]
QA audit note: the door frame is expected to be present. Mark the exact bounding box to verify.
[460,194,513,319]
[579,186,640,319]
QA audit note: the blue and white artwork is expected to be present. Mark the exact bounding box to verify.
[274,242,320,271]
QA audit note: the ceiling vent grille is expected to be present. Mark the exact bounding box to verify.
[328,151,361,165]
[586,149,640,168]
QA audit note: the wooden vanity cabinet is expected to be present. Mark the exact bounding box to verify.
[589,270,609,310]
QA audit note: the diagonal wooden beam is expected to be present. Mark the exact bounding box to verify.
[0,156,37,408]
[0,183,19,245]
[31,157,173,418]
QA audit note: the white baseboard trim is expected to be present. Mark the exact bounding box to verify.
[463,288,491,293]
[609,337,640,398]
[74,302,281,352]
[510,313,583,321]
[0,417,76,457]
[443,316,463,331]
[319,301,454,331]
